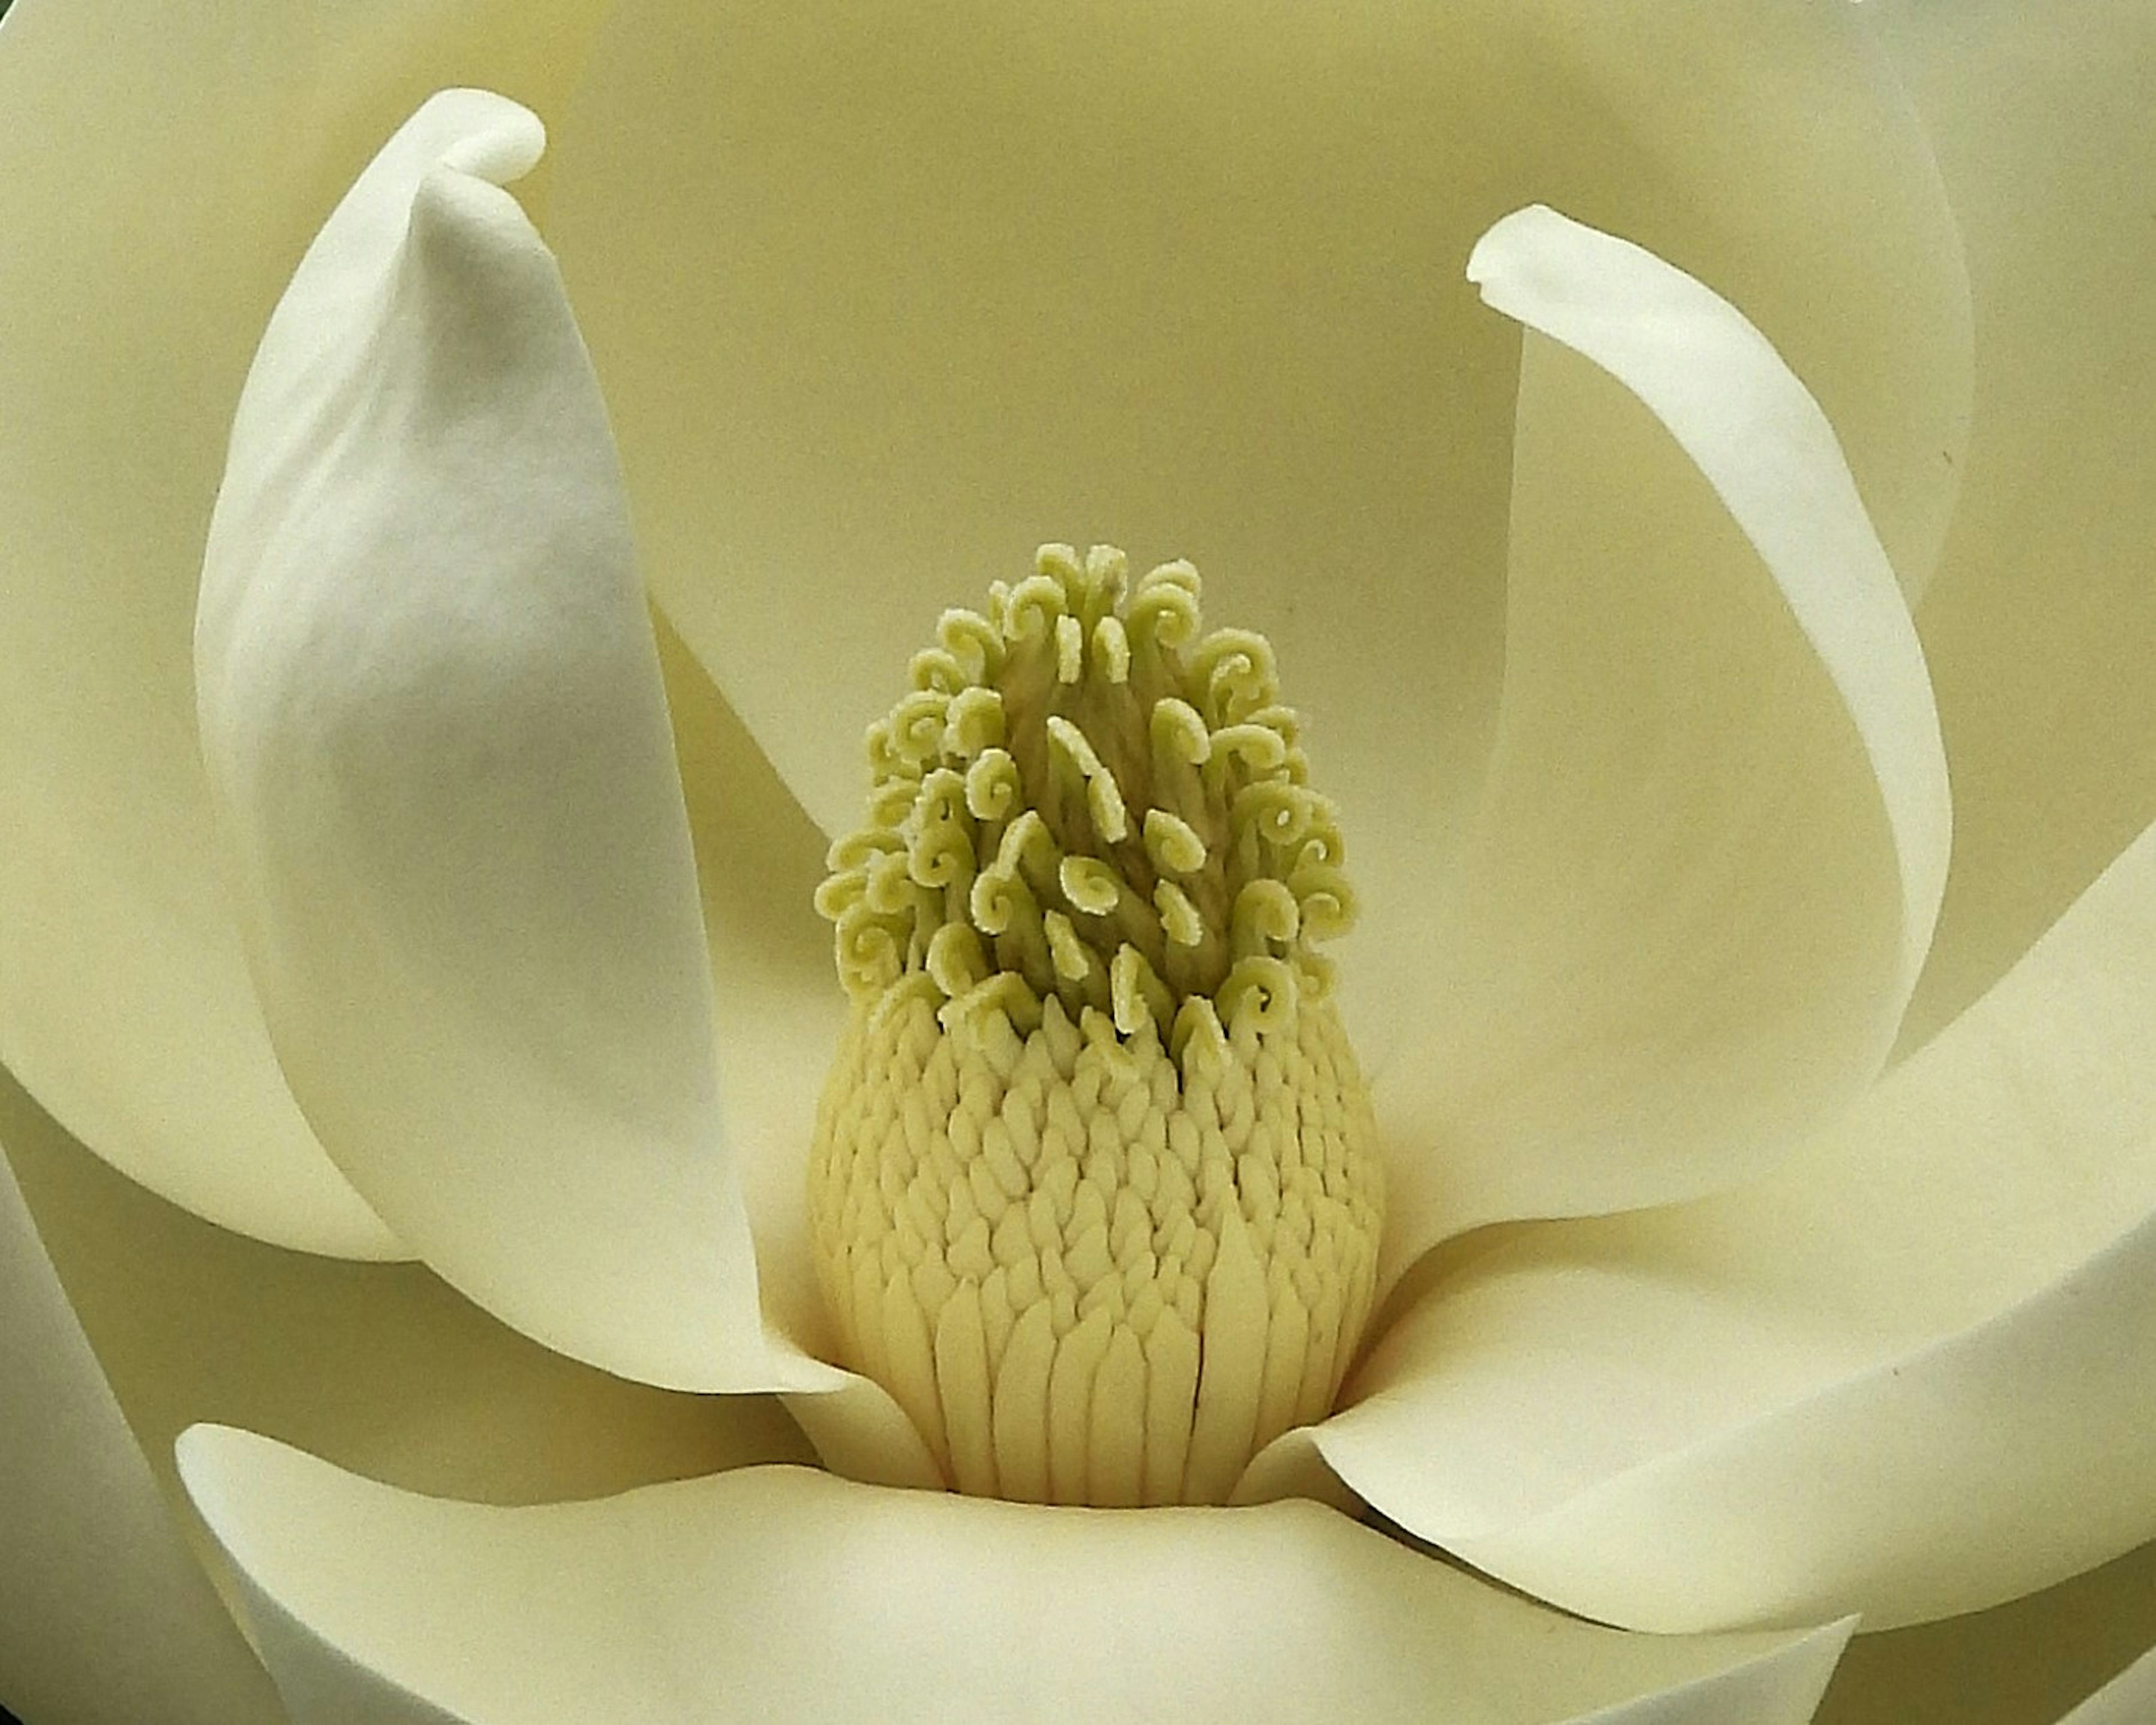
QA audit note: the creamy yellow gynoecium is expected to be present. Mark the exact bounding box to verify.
[811,546,1384,1507]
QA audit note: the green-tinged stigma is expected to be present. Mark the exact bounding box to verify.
[811,545,1384,1507]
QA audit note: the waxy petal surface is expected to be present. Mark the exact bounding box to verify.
[1816,1536,2156,1723]
[194,92,826,1394]
[0,1112,282,1725]
[2,1062,816,1546]
[0,0,614,1257]
[2058,1646,2156,1725]
[1376,208,1947,1270]
[1878,0,2156,1047]
[1323,814,2156,1631]
[179,1425,1853,1725]
[542,0,1966,1074]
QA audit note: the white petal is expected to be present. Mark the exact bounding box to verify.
[651,634,951,1487]
[540,1,1966,976]
[655,623,842,1363]
[1819,1535,2156,1722]
[3,1061,816,1532]
[1374,207,1948,1273]
[0,0,615,1258]
[2059,1646,2156,1725]
[1874,0,2156,1048]
[179,1425,1853,1725]
[194,92,831,1395]
[1322,814,2156,1630]
[0,1128,282,1725]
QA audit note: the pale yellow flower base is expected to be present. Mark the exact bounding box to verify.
[810,546,1383,1503]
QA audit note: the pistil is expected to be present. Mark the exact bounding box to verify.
[810,546,1383,1506]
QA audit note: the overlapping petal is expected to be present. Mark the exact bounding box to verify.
[193,91,829,1396]
[177,1423,1853,1725]
[2,1061,816,1529]
[540,2,1966,1041]
[1816,1536,2156,1724]
[648,627,945,1488]
[2058,1645,2156,1725]
[1375,208,1948,1272]
[1878,0,2156,1046]
[0,0,2132,1718]
[0,0,616,1257]
[0,1115,281,1725]
[1320,813,2156,1631]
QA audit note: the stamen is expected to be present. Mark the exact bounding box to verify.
[810,546,1383,1507]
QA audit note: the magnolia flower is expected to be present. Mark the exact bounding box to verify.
[6,2,2156,1722]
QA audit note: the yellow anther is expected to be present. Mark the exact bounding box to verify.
[944,686,1006,757]
[928,921,990,999]
[1142,809,1208,875]
[1126,559,1202,654]
[1210,722,1290,774]
[938,606,1006,682]
[1005,569,1068,642]
[1109,944,1173,1037]
[812,870,866,921]
[867,779,918,829]
[1035,541,1086,588]
[1150,697,1211,768]
[1059,856,1121,916]
[889,690,950,766]
[1045,715,1129,843]
[1217,956,1296,1033]
[969,867,1027,938]
[811,546,1381,1507]
[965,750,1021,822]
[1231,780,1314,850]
[1289,862,1358,942]
[1155,880,1205,948]
[1230,879,1301,959]
[909,646,970,695]
[862,850,915,916]
[1189,628,1279,727]
[1044,911,1095,984]
[1055,614,1085,684]
[1093,614,1131,684]
[1082,542,1130,610]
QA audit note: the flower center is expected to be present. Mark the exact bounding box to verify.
[810,545,1384,1506]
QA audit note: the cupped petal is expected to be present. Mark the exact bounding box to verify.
[1321,813,2156,1631]
[2058,1645,2156,1725]
[0,1135,281,1725]
[541,2,1966,1015]
[652,629,947,1490]
[179,1425,1853,1725]
[1817,1535,2156,1724]
[1875,0,2156,1047]
[193,92,830,1395]
[0,0,615,1257]
[654,622,839,1362]
[2,1060,816,1564]
[1376,207,1948,1270]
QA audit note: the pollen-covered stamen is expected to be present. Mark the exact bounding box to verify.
[811,546,1384,1507]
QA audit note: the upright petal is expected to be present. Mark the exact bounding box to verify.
[1877,0,2156,1045]
[0,1135,282,1725]
[1817,1537,2156,1724]
[178,1426,1853,1725]
[0,0,615,1257]
[1376,208,1948,1271]
[194,92,827,1394]
[654,623,842,1364]
[541,0,1965,897]
[2,1062,815,1536]
[1321,813,2156,1631]
[2058,1646,2156,1725]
